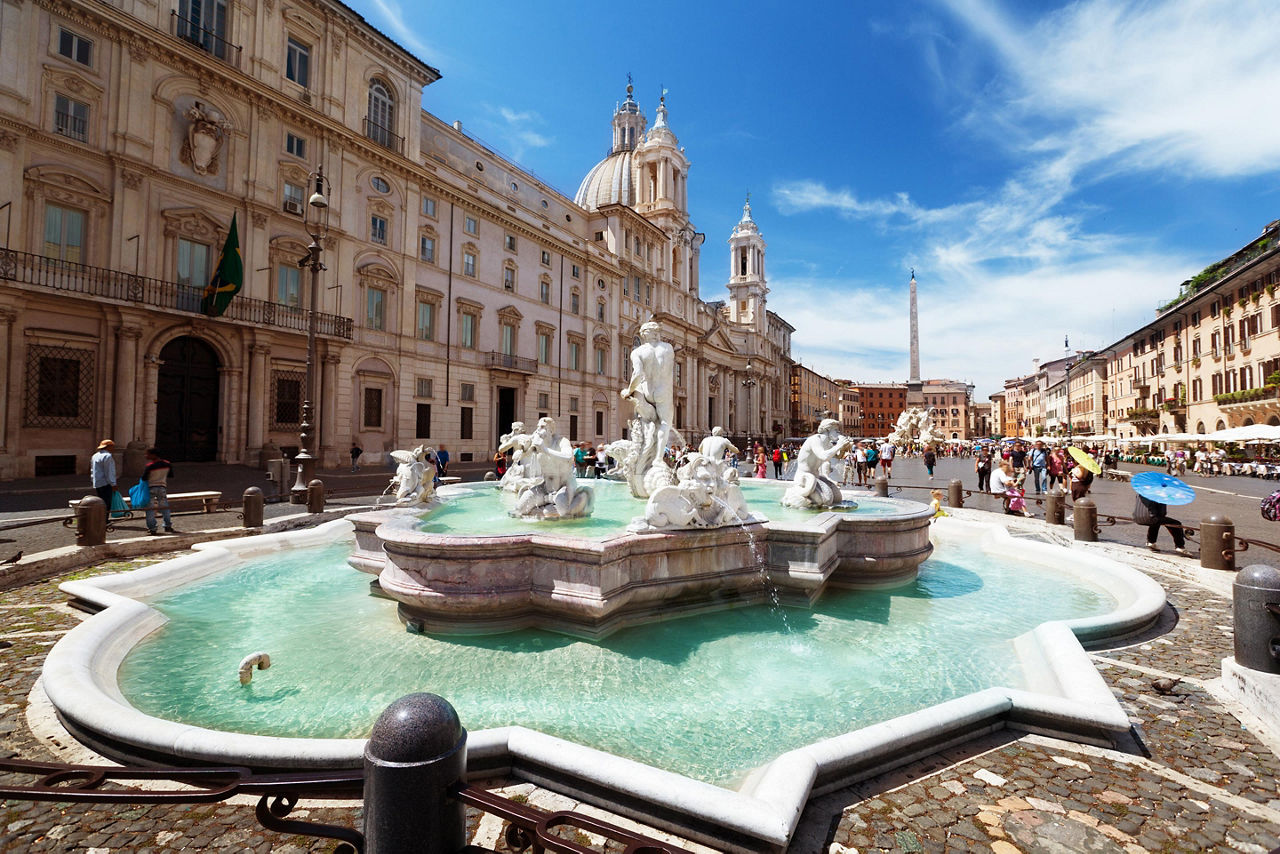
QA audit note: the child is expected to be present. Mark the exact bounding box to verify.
[1006,476,1031,517]
[929,488,949,519]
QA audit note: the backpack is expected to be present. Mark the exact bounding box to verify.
[772,449,781,463]
[1263,489,1280,522]
[865,447,879,464]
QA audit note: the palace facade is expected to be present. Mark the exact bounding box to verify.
[0,0,793,478]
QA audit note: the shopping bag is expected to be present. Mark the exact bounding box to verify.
[129,479,151,509]
[109,490,128,519]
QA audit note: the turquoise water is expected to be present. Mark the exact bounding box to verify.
[118,538,1116,786]
[420,478,903,538]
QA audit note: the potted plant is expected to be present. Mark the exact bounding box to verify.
[1192,356,1201,368]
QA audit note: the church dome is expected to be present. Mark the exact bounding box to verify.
[574,150,636,210]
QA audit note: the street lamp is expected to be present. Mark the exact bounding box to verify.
[291,165,330,503]
[741,360,757,450]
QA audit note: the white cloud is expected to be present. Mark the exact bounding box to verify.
[364,0,449,68]
[475,105,553,162]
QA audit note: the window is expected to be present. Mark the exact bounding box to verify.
[571,264,580,278]
[595,346,606,375]
[541,250,551,266]
[538,332,550,364]
[569,396,579,412]
[285,133,306,158]
[371,176,390,193]
[370,216,387,245]
[463,251,476,278]
[54,94,88,142]
[24,344,94,428]
[504,234,517,252]
[570,291,580,314]
[460,313,476,348]
[363,387,383,428]
[58,28,92,65]
[276,265,301,307]
[464,215,478,235]
[596,411,604,436]
[645,284,652,305]
[286,38,310,87]
[422,197,436,217]
[460,382,476,402]
[416,377,434,397]
[537,392,549,409]
[271,372,303,428]
[177,238,210,287]
[177,0,228,59]
[540,280,550,304]
[624,277,630,297]
[420,235,435,263]
[416,301,434,340]
[283,181,304,212]
[461,407,473,440]
[501,323,515,356]
[42,204,85,263]
[366,288,385,330]
[597,300,605,321]
[503,267,516,291]
[634,237,641,254]
[569,340,581,370]
[367,80,395,146]
[416,403,431,438]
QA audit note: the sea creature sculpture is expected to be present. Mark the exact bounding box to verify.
[238,651,271,685]
[631,451,753,532]
[782,419,855,509]
[510,417,594,520]
[388,445,436,506]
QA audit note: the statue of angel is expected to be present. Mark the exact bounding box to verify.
[389,445,436,505]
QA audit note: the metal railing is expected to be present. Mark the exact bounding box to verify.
[364,117,404,155]
[170,11,242,67]
[0,248,353,339]
[485,351,538,373]
[54,110,88,142]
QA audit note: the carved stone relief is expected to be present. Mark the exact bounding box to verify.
[179,101,231,176]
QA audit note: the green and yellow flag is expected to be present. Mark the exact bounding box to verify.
[200,213,243,317]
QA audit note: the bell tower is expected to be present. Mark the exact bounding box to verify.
[633,94,689,218]
[726,195,768,335]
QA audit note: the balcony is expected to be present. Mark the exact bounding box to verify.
[485,351,537,374]
[364,117,404,155]
[170,12,242,68]
[0,248,353,338]
[1215,386,1279,411]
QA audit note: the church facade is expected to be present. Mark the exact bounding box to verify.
[0,0,792,479]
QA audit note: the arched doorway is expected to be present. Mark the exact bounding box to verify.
[156,336,220,461]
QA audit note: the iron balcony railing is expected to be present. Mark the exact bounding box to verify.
[54,109,88,142]
[485,351,537,373]
[363,117,404,155]
[0,248,353,339]
[170,11,242,67]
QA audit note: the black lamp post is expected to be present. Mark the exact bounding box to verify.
[741,360,757,449]
[290,165,330,503]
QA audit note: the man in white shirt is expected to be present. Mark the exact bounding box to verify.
[878,439,896,478]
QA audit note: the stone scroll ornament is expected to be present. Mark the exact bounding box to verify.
[180,102,231,176]
[782,418,856,510]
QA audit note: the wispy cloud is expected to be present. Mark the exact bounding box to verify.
[475,105,554,162]
[364,0,450,68]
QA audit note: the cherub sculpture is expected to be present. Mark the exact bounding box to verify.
[388,445,436,506]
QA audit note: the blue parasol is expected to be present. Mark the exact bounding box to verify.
[1131,471,1196,506]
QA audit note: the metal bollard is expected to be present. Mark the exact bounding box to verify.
[242,486,264,528]
[948,478,963,508]
[874,476,889,497]
[75,495,107,546]
[363,693,467,854]
[306,479,325,513]
[1045,488,1065,525]
[1233,564,1280,673]
[1200,514,1235,571]
[1073,497,1097,542]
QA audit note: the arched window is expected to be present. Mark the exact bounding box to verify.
[367,80,395,149]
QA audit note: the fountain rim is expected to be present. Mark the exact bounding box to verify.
[42,516,1167,852]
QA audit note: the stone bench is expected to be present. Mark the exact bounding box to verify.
[70,490,223,513]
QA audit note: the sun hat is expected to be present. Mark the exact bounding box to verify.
[96,439,114,449]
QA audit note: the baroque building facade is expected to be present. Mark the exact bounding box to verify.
[0,0,792,479]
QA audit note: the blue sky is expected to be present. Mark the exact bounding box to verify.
[349,0,1280,398]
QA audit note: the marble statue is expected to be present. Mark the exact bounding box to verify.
[496,421,535,492]
[631,451,754,532]
[888,408,944,448]
[511,417,594,519]
[617,320,684,498]
[782,419,855,509]
[697,426,740,463]
[388,445,436,506]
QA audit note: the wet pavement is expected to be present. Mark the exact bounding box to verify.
[2,459,1280,852]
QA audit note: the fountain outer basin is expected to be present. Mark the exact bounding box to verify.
[346,497,936,639]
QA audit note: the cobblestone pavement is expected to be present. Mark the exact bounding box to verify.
[4,521,1280,851]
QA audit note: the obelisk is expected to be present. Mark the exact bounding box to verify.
[906,269,924,407]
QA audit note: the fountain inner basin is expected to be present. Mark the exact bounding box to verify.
[348,479,935,638]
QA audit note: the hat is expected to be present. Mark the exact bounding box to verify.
[97,439,114,450]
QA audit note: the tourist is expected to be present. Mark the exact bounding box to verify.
[1069,457,1094,502]
[1046,447,1066,491]
[1009,441,1028,473]
[922,444,937,480]
[1133,492,1189,556]
[1028,440,1049,494]
[574,442,588,477]
[435,444,450,479]
[350,442,363,473]
[974,444,992,493]
[582,443,597,478]
[854,441,869,486]
[595,444,610,479]
[929,488,948,519]
[772,446,783,478]
[990,459,1015,513]
[755,444,768,478]
[841,445,857,486]
[492,448,507,478]
[863,441,879,486]
[142,448,177,535]
[1193,446,1208,475]
[878,438,896,478]
[90,439,117,506]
